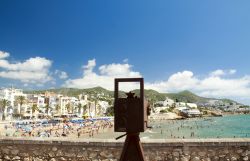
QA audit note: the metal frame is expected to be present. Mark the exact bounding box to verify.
[114,78,145,132]
[114,78,146,161]
[114,78,144,100]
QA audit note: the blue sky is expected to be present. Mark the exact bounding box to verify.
[0,0,250,104]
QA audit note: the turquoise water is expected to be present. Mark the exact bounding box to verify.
[94,114,250,139]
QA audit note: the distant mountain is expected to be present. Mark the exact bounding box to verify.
[165,90,208,103]
[25,87,240,105]
[25,86,113,98]
[131,89,239,104]
[131,89,166,101]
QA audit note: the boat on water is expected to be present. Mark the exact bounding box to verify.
[211,111,223,117]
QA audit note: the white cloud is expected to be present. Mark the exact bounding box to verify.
[0,51,53,84]
[59,71,68,79]
[55,70,68,79]
[145,71,199,92]
[229,69,237,74]
[23,83,28,87]
[123,58,128,63]
[0,51,10,59]
[36,83,44,87]
[0,57,51,72]
[82,59,96,75]
[0,71,52,83]
[210,69,225,77]
[63,59,250,103]
[145,70,250,100]
[99,63,141,77]
[63,59,142,91]
[209,69,237,77]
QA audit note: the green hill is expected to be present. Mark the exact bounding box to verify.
[25,87,240,105]
[165,90,208,103]
[131,89,166,101]
[25,86,113,98]
[132,89,219,104]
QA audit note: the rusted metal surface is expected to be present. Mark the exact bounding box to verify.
[120,133,145,161]
[114,78,149,161]
[114,78,148,133]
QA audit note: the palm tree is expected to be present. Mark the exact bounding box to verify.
[31,104,38,118]
[66,103,71,113]
[106,106,114,116]
[77,103,82,114]
[73,104,78,114]
[169,102,176,112]
[88,102,91,117]
[82,104,87,115]
[15,96,26,114]
[148,97,157,113]
[0,99,10,120]
[94,99,98,116]
[16,96,26,106]
[44,104,51,115]
[55,104,61,114]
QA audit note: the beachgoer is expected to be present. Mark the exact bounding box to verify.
[78,132,80,138]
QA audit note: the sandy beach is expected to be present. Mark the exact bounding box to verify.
[149,112,182,120]
[0,119,114,139]
[0,112,181,139]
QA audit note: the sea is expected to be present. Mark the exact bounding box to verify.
[95,114,250,139]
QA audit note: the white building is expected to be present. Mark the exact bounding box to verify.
[163,97,175,107]
[0,87,26,107]
[27,94,45,108]
[98,100,109,116]
[82,100,109,117]
[77,99,88,114]
[186,109,201,117]
[85,101,96,118]
[176,106,188,112]
[78,94,88,101]
[154,106,169,114]
[155,97,175,107]
[187,103,198,109]
[59,96,78,114]
[176,102,187,108]
[0,87,27,118]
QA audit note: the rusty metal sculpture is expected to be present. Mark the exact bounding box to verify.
[114,78,150,161]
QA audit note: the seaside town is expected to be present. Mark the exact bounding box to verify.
[0,86,249,139]
[0,87,111,121]
[2,1,250,160]
[0,87,114,138]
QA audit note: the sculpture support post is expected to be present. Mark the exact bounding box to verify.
[120,133,145,161]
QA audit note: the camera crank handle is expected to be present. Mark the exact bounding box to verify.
[115,133,127,140]
[147,125,152,129]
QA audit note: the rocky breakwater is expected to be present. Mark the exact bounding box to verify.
[0,138,250,161]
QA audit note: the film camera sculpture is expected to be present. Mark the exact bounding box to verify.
[114,78,150,161]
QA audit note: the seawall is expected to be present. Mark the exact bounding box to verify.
[0,138,250,161]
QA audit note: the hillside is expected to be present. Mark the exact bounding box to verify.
[132,89,166,101]
[165,90,208,103]
[25,86,114,98]
[25,87,239,105]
